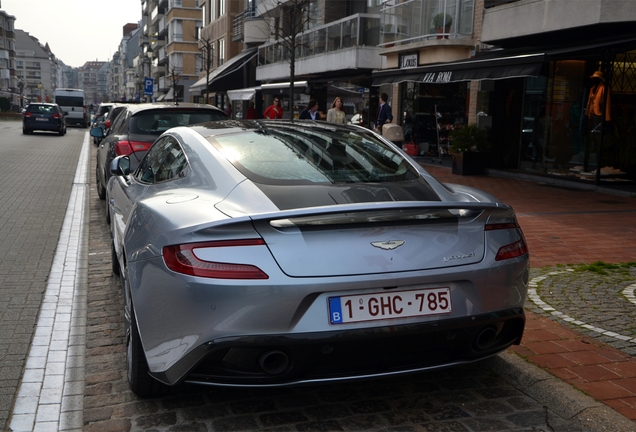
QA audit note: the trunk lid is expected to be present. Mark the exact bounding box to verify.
[250,202,494,277]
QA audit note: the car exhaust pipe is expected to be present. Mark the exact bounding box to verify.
[474,326,497,351]
[258,350,289,375]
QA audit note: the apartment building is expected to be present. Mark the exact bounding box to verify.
[140,0,203,103]
[79,61,108,106]
[0,10,17,108]
[189,0,248,112]
[144,0,636,185]
[14,29,57,105]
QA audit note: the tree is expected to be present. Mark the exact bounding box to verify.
[197,33,214,105]
[265,0,315,120]
[165,62,182,106]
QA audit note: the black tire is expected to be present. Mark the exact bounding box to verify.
[58,127,64,136]
[125,280,169,397]
[96,162,106,200]
[22,128,30,134]
[111,240,120,276]
[105,196,111,225]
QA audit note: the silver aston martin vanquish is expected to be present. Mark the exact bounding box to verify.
[107,120,529,396]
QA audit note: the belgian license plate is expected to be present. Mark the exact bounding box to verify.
[36,117,47,121]
[328,287,452,324]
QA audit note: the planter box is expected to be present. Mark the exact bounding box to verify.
[452,152,489,175]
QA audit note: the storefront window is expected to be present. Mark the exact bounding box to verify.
[517,55,636,184]
[400,81,467,157]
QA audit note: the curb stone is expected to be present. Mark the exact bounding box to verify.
[490,351,636,431]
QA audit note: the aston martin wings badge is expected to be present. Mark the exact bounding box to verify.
[371,240,405,250]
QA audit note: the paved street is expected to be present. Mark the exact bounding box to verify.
[3,122,636,431]
[0,121,86,432]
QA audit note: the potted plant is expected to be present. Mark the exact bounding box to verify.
[433,13,452,39]
[449,124,491,175]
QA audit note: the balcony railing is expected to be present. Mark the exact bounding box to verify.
[258,14,380,66]
[379,0,474,47]
[232,6,261,42]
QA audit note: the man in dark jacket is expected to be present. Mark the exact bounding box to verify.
[299,99,319,120]
[375,92,393,131]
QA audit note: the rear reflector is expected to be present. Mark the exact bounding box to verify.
[163,239,269,279]
[485,222,519,231]
[495,239,528,261]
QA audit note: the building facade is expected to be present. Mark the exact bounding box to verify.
[14,29,57,105]
[140,0,204,103]
[0,10,17,109]
[368,0,636,185]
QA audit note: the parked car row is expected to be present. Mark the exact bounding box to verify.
[90,110,529,397]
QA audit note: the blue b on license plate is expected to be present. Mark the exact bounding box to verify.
[328,287,452,324]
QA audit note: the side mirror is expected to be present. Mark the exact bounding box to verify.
[90,127,104,138]
[110,156,131,176]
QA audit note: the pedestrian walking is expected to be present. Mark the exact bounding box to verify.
[263,98,283,119]
[375,92,393,132]
[299,99,320,120]
[327,97,347,124]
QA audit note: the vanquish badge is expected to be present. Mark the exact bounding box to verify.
[371,240,405,250]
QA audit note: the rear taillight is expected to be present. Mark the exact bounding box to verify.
[485,222,528,261]
[23,112,32,118]
[114,141,133,156]
[114,140,152,156]
[495,239,528,261]
[163,239,269,279]
[52,114,61,119]
[104,120,111,128]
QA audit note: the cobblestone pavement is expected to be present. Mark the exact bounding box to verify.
[525,265,636,356]
[82,145,636,431]
[0,122,84,432]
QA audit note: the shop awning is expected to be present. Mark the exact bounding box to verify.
[260,81,308,93]
[227,86,261,101]
[190,48,258,92]
[372,53,545,86]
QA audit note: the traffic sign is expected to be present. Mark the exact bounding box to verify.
[144,78,154,96]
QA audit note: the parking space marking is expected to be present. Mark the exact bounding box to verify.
[528,270,636,344]
[9,133,90,432]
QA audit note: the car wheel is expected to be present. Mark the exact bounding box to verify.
[96,162,106,200]
[124,269,169,397]
[58,126,64,136]
[22,127,30,134]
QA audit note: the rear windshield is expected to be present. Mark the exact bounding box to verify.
[129,110,227,135]
[210,126,420,184]
[55,96,84,107]
[26,105,58,114]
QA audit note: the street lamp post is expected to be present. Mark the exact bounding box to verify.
[18,80,24,108]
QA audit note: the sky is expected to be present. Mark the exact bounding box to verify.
[1,0,143,68]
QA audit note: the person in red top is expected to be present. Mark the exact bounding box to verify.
[263,98,283,119]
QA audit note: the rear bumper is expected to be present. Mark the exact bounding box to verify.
[150,308,525,387]
[23,120,63,131]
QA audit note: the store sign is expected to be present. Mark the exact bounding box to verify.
[422,71,454,83]
[400,54,418,69]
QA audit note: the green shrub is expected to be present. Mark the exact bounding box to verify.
[0,97,10,112]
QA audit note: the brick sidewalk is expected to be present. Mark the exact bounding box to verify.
[423,164,636,424]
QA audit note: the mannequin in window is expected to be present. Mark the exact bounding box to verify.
[585,70,611,134]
